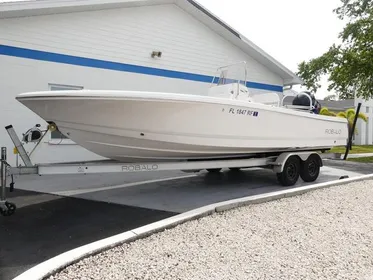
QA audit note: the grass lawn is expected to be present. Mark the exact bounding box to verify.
[347,156,373,163]
[329,145,373,154]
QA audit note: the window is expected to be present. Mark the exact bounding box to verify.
[51,130,68,140]
[48,83,83,141]
[50,84,83,91]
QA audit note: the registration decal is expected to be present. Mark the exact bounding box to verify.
[223,107,259,117]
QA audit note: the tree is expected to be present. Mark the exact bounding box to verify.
[319,107,337,116]
[320,107,368,129]
[297,0,373,100]
[320,107,368,148]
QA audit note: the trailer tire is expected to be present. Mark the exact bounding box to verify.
[207,168,222,173]
[229,167,241,171]
[300,154,321,182]
[276,156,300,186]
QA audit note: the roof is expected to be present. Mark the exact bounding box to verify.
[319,99,355,111]
[0,0,303,86]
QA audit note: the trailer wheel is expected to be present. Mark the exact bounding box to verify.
[276,156,300,186]
[207,168,222,173]
[300,154,321,182]
[229,167,241,171]
[0,202,16,217]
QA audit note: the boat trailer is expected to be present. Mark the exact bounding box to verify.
[0,124,339,217]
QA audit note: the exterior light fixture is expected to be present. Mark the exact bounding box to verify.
[151,51,162,58]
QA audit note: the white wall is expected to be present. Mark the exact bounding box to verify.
[354,98,373,145]
[0,3,286,165]
[0,4,283,88]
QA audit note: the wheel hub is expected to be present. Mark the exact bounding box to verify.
[286,163,297,179]
[308,161,317,176]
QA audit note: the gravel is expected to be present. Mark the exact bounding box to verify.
[49,180,373,280]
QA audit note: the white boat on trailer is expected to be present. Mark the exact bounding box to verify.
[15,62,348,163]
[0,62,349,216]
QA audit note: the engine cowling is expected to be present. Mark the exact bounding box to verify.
[292,91,321,113]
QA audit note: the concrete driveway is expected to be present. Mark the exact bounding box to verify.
[10,159,368,213]
[1,159,370,280]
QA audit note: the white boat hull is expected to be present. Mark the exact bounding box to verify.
[16,90,349,162]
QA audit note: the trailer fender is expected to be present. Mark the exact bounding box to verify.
[272,152,323,173]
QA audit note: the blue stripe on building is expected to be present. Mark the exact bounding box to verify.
[0,44,283,92]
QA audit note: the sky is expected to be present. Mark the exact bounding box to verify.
[196,0,346,99]
[1,0,347,99]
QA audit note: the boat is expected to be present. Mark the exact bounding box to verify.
[15,62,349,163]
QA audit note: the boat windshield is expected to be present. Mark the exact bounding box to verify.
[211,61,247,87]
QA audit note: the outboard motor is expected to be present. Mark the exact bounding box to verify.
[292,91,321,114]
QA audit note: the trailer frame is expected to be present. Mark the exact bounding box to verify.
[0,124,334,217]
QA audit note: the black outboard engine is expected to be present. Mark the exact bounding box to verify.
[292,91,321,114]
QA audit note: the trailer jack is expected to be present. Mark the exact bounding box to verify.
[0,147,16,217]
[0,124,42,217]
